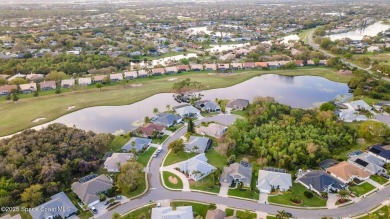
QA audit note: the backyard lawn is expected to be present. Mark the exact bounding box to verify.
[357,205,390,219]
[370,175,388,185]
[137,147,157,167]
[205,148,228,169]
[122,204,156,219]
[171,201,210,218]
[152,134,169,144]
[163,171,184,189]
[190,174,220,193]
[268,183,327,207]
[228,188,259,200]
[109,134,131,152]
[349,182,376,197]
[163,151,197,166]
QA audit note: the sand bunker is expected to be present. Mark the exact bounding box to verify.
[168,176,178,184]
[67,106,76,110]
[32,118,46,123]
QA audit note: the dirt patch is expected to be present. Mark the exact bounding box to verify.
[32,118,46,123]
[168,78,178,81]
[169,176,178,184]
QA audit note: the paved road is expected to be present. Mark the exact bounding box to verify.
[307,29,390,83]
[97,114,390,219]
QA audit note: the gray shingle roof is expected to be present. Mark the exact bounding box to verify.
[152,113,182,127]
[122,137,152,152]
[299,171,346,194]
[71,174,113,206]
[185,136,211,153]
[30,192,78,219]
[220,161,252,186]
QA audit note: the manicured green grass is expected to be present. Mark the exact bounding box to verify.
[0,67,350,137]
[205,148,228,169]
[266,216,277,219]
[109,134,131,152]
[349,182,376,197]
[190,173,220,193]
[357,205,390,219]
[163,171,184,189]
[370,175,388,185]
[268,183,327,207]
[151,134,169,144]
[236,210,257,219]
[163,151,197,166]
[123,173,147,198]
[171,201,210,218]
[122,204,156,219]
[137,147,157,167]
[230,110,247,117]
[228,188,259,200]
[225,208,235,216]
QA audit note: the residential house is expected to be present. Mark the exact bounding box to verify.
[0,214,22,219]
[226,99,249,111]
[39,81,56,91]
[19,83,37,94]
[152,68,165,76]
[177,65,190,72]
[104,153,134,172]
[326,161,371,183]
[151,113,182,127]
[138,70,149,77]
[368,145,390,163]
[151,206,193,219]
[61,79,75,88]
[348,152,387,175]
[196,123,227,139]
[71,174,113,207]
[307,60,315,66]
[93,75,106,83]
[242,62,255,69]
[66,51,80,55]
[346,100,372,111]
[279,61,290,67]
[110,73,124,82]
[122,137,152,153]
[231,63,242,70]
[295,60,304,67]
[206,209,235,219]
[298,170,347,195]
[78,77,92,86]
[190,64,203,71]
[205,64,217,71]
[257,169,292,193]
[217,64,230,72]
[220,161,252,187]
[7,73,26,82]
[267,61,280,69]
[134,123,166,138]
[29,192,78,219]
[165,66,178,74]
[174,105,201,117]
[255,62,268,68]
[26,73,44,82]
[185,136,212,153]
[338,108,368,122]
[319,60,327,66]
[0,85,17,96]
[195,100,221,112]
[178,153,216,181]
[124,71,138,79]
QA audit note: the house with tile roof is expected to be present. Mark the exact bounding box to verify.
[326,161,371,183]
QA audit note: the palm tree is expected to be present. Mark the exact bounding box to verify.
[276,210,288,219]
[112,212,121,219]
[338,189,349,202]
[166,104,171,111]
[192,170,201,186]
[153,108,159,115]
[192,145,199,153]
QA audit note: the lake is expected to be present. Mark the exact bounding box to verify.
[328,22,390,41]
[44,74,350,133]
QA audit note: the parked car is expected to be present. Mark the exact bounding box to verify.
[104,200,110,205]
[153,152,158,158]
[286,212,293,218]
[116,195,122,200]
[90,206,98,214]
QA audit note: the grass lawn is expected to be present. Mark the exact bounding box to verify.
[230,110,247,117]
[123,173,147,198]
[152,134,169,144]
[109,134,131,152]
[163,171,184,189]
[137,147,157,167]
[122,204,156,219]
[163,150,197,166]
[228,188,259,200]
[357,205,390,219]
[190,173,220,193]
[171,201,210,218]
[268,183,327,207]
[205,148,228,169]
[370,175,389,185]
[349,182,376,197]
[0,67,351,137]
[225,208,235,216]
[167,124,184,132]
[266,216,277,219]
[236,210,257,219]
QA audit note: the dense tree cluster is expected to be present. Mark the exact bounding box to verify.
[172,78,204,94]
[0,123,113,208]
[348,70,390,100]
[224,97,356,170]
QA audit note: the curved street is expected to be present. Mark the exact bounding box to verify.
[307,29,390,83]
[97,114,390,219]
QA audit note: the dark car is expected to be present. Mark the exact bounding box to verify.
[90,206,98,214]
[286,212,293,218]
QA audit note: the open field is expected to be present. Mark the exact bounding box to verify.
[0,67,352,137]
[350,52,390,69]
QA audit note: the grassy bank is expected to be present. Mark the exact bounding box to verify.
[0,67,351,137]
